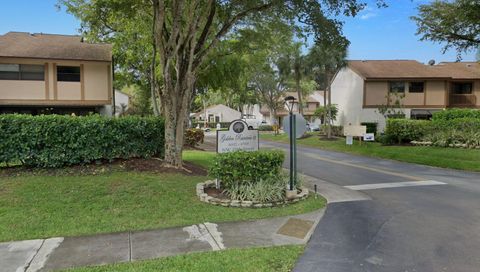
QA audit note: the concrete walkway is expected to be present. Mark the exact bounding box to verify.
[1,208,325,272]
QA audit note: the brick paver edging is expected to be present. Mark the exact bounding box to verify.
[196,180,309,208]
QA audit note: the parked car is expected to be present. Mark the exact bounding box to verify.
[242,115,266,129]
[307,123,320,132]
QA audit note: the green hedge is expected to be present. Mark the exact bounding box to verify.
[385,119,431,144]
[0,114,164,168]
[361,122,378,134]
[209,150,284,188]
[192,122,230,128]
[258,125,274,131]
[433,108,480,121]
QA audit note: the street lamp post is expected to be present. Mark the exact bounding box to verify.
[284,96,296,192]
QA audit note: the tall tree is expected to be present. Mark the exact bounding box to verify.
[61,0,385,168]
[307,37,348,138]
[411,0,480,58]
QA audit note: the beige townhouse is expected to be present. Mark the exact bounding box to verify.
[0,32,113,115]
[331,60,480,131]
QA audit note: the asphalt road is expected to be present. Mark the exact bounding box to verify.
[261,140,480,272]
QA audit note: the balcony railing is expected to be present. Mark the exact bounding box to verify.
[449,94,477,107]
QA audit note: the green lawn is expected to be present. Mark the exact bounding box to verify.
[261,133,480,172]
[65,245,303,272]
[0,151,325,242]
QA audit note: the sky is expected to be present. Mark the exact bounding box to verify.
[0,0,476,63]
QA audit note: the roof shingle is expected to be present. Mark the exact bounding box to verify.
[348,60,479,80]
[0,32,112,61]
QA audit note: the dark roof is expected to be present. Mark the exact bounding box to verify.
[0,32,112,61]
[348,60,479,80]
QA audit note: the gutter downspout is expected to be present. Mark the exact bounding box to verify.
[112,56,116,117]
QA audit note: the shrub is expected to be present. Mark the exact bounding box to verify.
[192,121,230,129]
[184,129,204,147]
[209,150,284,189]
[225,176,286,202]
[432,108,480,121]
[258,125,274,131]
[0,114,164,168]
[385,119,431,144]
[361,122,378,134]
[320,125,343,136]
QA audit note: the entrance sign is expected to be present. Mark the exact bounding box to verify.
[344,125,366,137]
[216,120,259,153]
[363,133,375,141]
[284,113,307,139]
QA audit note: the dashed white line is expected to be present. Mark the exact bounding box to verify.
[344,180,447,191]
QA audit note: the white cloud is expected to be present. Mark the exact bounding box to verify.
[360,12,377,20]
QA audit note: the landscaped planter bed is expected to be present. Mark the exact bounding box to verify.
[197,180,309,208]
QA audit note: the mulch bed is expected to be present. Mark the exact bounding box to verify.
[0,157,207,177]
[204,187,230,200]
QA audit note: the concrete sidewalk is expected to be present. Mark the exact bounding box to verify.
[1,210,324,272]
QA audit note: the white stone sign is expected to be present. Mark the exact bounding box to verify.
[216,120,259,153]
[363,133,375,141]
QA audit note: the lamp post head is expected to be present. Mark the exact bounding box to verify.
[284,95,296,113]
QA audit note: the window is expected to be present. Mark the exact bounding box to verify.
[0,64,44,80]
[20,65,45,80]
[389,81,405,93]
[57,66,80,82]
[0,64,19,80]
[451,82,473,94]
[409,82,424,93]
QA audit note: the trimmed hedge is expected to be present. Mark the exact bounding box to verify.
[258,125,274,131]
[209,150,284,188]
[0,114,164,168]
[384,119,431,144]
[433,108,480,121]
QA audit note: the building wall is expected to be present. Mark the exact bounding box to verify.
[331,67,376,127]
[425,80,446,106]
[364,80,448,108]
[475,80,480,106]
[0,57,112,107]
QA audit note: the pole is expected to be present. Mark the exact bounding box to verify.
[293,114,297,189]
[289,112,294,191]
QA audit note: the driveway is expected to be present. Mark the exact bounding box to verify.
[261,140,480,272]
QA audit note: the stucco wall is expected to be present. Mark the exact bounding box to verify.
[84,62,110,100]
[425,80,446,106]
[331,67,366,126]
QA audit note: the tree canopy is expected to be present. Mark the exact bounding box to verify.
[411,0,480,58]
[60,0,386,167]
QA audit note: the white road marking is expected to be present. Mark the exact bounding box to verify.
[183,223,225,251]
[344,180,447,191]
[203,222,226,250]
[26,237,63,272]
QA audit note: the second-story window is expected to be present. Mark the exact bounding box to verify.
[0,64,44,80]
[57,66,80,82]
[451,82,473,94]
[409,82,424,93]
[20,65,45,80]
[389,81,405,93]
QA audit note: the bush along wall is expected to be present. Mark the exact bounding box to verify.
[0,114,164,168]
[385,109,480,148]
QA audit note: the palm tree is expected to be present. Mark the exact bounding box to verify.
[307,39,348,138]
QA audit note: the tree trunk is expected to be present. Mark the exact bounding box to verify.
[162,80,192,168]
[326,72,332,139]
[296,78,303,115]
